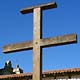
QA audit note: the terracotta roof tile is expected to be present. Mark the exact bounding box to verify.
[0,68,80,79]
[43,68,80,74]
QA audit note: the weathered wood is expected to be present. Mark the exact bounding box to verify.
[20,2,57,14]
[33,7,42,80]
[3,2,77,80]
[3,41,33,53]
[41,34,77,47]
[3,34,77,53]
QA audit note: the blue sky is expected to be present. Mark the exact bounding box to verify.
[0,0,80,73]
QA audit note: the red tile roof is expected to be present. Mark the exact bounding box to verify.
[0,68,80,79]
[43,68,80,74]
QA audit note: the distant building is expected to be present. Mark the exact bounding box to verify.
[0,61,23,75]
[13,64,23,74]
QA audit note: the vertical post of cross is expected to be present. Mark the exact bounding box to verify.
[33,7,42,80]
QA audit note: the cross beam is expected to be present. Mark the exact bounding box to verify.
[20,2,57,14]
[3,2,77,80]
[3,34,77,53]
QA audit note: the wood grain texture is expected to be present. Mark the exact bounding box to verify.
[20,2,57,14]
[33,7,42,80]
[3,34,77,53]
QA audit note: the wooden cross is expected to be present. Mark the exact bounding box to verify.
[3,2,77,80]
